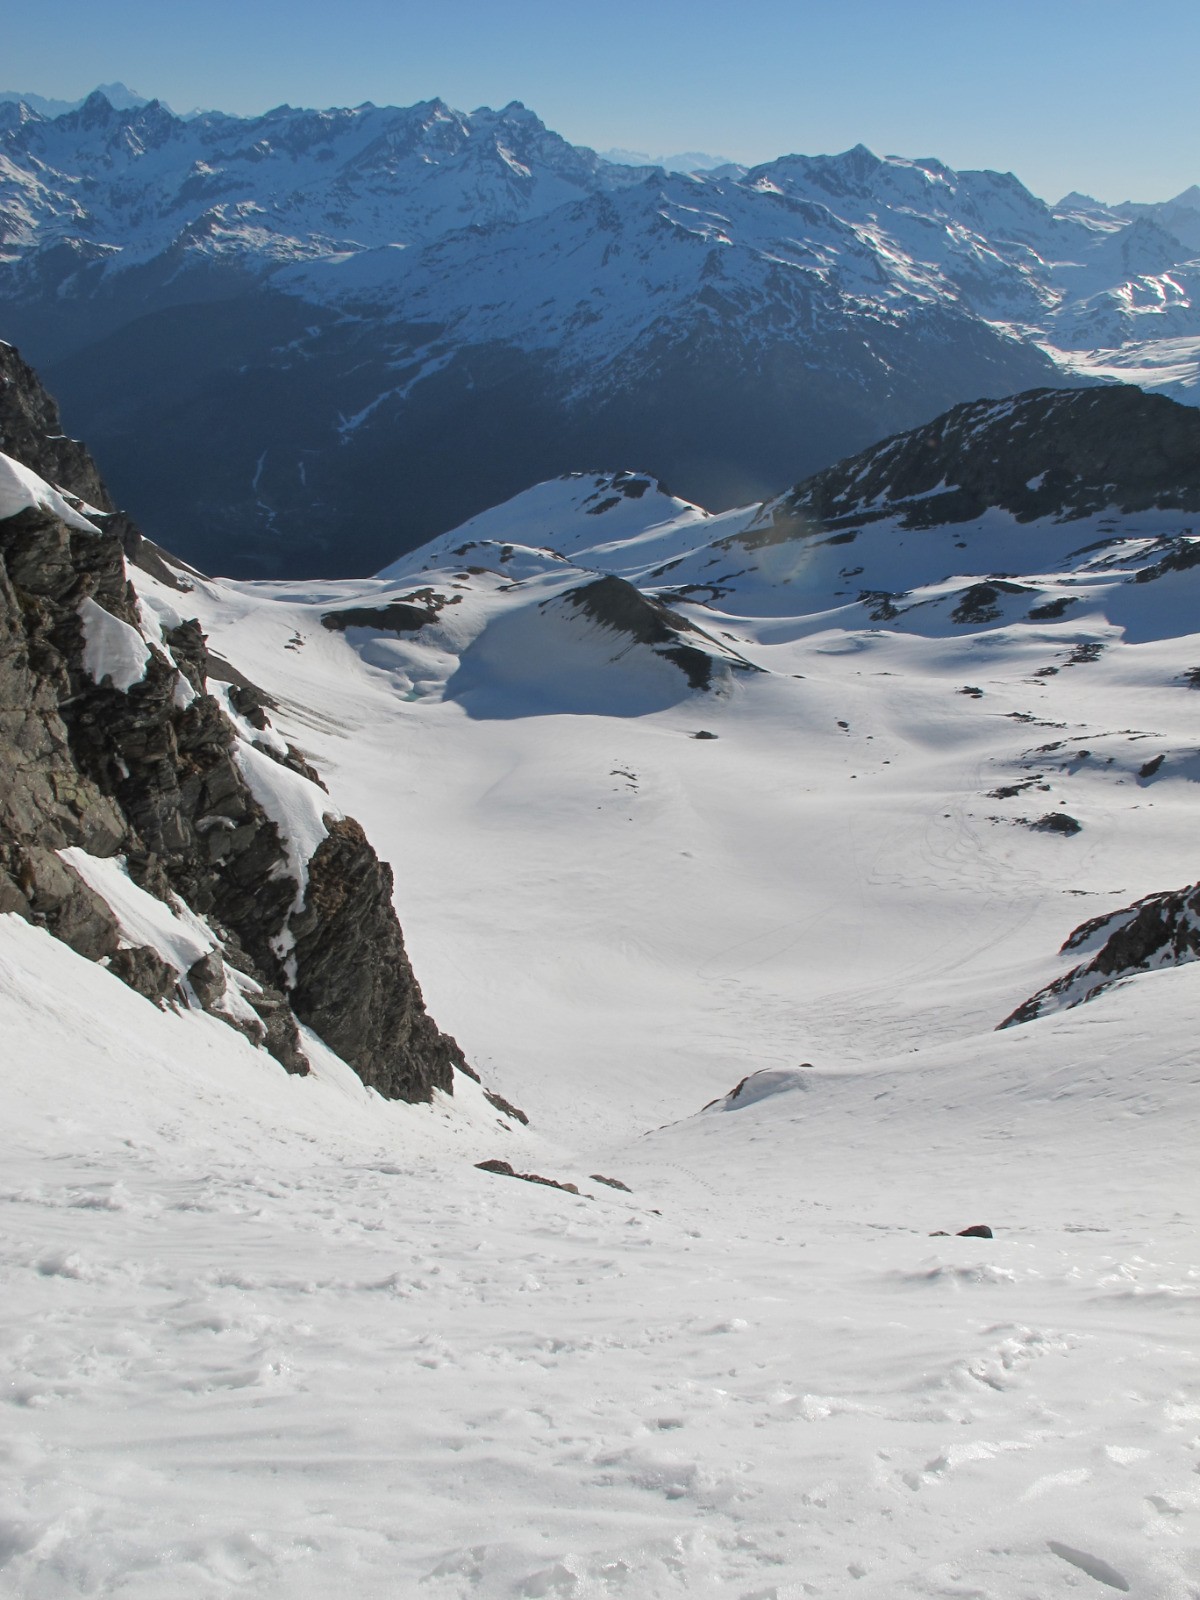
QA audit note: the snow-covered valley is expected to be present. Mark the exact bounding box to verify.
[3,379,1198,1597]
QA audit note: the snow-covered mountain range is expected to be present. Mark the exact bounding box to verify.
[4,88,1200,577]
[0,81,154,118]
[4,336,1200,1595]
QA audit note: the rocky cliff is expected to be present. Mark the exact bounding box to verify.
[0,339,464,1100]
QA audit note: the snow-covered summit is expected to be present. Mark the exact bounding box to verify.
[0,89,647,264]
[379,470,709,579]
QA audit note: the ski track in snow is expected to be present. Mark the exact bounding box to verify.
[4,482,1200,1598]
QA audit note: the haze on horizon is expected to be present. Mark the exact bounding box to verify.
[3,0,1198,206]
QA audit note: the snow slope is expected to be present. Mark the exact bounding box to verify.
[4,911,1196,1599]
[4,440,1199,1596]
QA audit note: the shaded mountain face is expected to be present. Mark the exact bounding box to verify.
[749,386,1200,548]
[177,381,1200,738]
[8,94,1193,576]
[0,341,465,1101]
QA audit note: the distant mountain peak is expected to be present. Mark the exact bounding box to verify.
[0,81,154,118]
[599,146,734,173]
[94,81,149,108]
[3,94,1197,576]
[1168,183,1200,211]
[1056,189,1108,211]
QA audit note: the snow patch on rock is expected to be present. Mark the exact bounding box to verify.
[0,450,103,533]
[232,740,341,974]
[77,596,151,692]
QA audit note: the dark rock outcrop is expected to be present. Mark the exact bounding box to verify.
[1130,534,1200,583]
[590,1173,632,1192]
[322,600,440,634]
[475,1159,585,1197]
[999,881,1200,1027]
[950,580,1034,625]
[483,1089,529,1124]
[742,386,1200,549]
[1031,812,1082,835]
[322,587,462,635]
[289,817,461,1099]
[0,340,464,1101]
[561,573,758,689]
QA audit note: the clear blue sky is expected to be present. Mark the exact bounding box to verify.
[4,0,1196,204]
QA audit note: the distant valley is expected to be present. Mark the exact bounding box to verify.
[3,89,1200,577]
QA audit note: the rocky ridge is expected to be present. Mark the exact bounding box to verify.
[1000,883,1200,1027]
[0,340,464,1101]
[740,385,1200,550]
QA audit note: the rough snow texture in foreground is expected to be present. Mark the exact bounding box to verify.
[2,914,1197,1600]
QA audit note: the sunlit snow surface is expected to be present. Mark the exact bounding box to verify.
[0,449,102,533]
[3,476,1199,1598]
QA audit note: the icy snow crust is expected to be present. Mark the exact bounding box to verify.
[4,470,1200,1597]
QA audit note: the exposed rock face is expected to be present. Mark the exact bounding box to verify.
[0,341,109,505]
[289,817,458,1098]
[321,584,462,636]
[999,882,1200,1027]
[475,1159,584,1197]
[742,386,1200,550]
[0,339,463,1101]
[1030,812,1083,836]
[321,600,440,634]
[0,339,188,590]
[562,573,758,689]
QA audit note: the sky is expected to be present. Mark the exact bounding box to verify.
[3,0,1197,204]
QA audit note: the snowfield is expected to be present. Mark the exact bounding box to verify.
[3,469,1199,1598]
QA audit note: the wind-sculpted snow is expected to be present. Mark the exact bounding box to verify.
[2,904,1196,1597]
[377,470,710,578]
